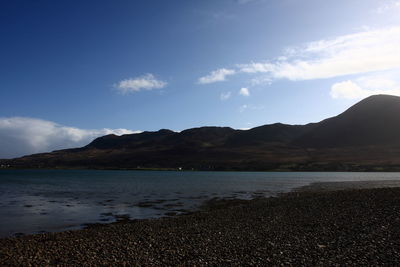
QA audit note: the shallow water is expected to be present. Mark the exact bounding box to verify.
[0,170,400,237]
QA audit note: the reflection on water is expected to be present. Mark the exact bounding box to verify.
[0,170,400,237]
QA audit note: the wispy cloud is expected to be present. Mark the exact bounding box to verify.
[238,62,275,73]
[374,0,400,14]
[242,27,400,80]
[250,75,272,86]
[239,104,248,113]
[0,117,140,158]
[201,26,400,84]
[239,87,250,96]
[220,91,232,101]
[239,104,264,112]
[198,68,236,84]
[115,73,167,94]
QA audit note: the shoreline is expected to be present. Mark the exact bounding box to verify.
[2,181,400,265]
[3,167,400,172]
[296,179,400,192]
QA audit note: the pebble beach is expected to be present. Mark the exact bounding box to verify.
[1,183,400,266]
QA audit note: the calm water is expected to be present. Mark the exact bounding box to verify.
[1,170,400,237]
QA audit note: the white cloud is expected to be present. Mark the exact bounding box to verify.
[204,26,400,84]
[0,117,140,158]
[220,91,232,101]
[237,62,275,73]
[246,27,400,81]
[287,29,399,79]
[330,75,400,99]
[239,87,250,96]
[198,68,236,84]
[330,80,369,99]
[115,73,167,93]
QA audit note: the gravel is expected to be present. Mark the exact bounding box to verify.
[1,186,400,266]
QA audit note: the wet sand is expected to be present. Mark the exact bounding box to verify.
[1,181,400,266]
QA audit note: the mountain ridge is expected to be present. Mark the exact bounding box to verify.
[3,94,400,171]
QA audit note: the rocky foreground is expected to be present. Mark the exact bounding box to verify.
[1,187,400,266]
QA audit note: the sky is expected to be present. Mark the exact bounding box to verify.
[1,0,400,158]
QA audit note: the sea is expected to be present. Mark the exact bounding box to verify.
[1,169,400,237]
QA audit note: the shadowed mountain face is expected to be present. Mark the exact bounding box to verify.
[295,95,400,148]
[86,129,177,150]
[227,123,316,146]
[4,95,400,171]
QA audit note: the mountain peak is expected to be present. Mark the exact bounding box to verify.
[361,94,400,101]
[295,94,400,147]
[349,94,400,110]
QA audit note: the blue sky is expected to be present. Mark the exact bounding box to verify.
[1,0,400,157]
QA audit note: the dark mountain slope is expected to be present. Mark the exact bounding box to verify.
[166,127,236,148]
[227,123,316,146]
[295,95,400,148]
[86,129,176,150]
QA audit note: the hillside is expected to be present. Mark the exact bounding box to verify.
[3,95,400,171]
[295,95,400,147]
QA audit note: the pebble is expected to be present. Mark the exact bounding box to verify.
[1,187,400,266]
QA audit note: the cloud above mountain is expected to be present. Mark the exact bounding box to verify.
[0,117,140,158]
[199,26,400,83]
[330,75,400,99]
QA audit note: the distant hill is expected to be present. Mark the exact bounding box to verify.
[3,94,400,171]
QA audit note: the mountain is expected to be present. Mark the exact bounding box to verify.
[3,94,400,171]
[226,123,316,146]
[295,95,400,147]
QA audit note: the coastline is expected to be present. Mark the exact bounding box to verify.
[296,179,400,192]
[2,181,400,265]
[4,166,400,172]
